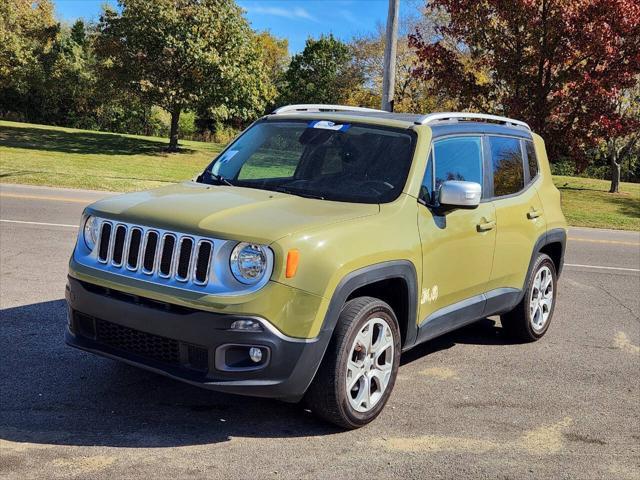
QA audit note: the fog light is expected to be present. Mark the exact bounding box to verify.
[249,347,263,363]
[230,319,263,332]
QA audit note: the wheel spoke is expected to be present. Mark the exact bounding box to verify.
[370,322,387,354]
[355,327,373,355]
[533,273,542,292]
[533,304,542,326]
[356,374,370,410]
[347,359,365,391]
[372,330,392,356]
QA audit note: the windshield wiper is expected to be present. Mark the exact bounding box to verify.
[273,186,325,200]
[210,173,234,186]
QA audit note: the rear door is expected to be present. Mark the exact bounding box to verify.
[486,135,546,294]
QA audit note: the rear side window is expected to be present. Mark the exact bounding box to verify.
[489,136,524,197]
[433,136,483,190]
[525,141,538,179]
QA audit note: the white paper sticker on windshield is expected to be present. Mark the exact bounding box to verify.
[308,120,350,132]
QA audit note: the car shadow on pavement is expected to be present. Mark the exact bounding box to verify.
[400,317,519,366]
[0,300,340,448]
[0,300,516,448]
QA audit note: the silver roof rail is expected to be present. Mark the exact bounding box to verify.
[273,104,387,114]
[417,112,530,130]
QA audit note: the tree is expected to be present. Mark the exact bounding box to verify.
[95,0,272,151]
[279,35,362,106]
[254,31,289,100]
[0,0,58,119]
[601,81,640,192]
[409,0,640,168]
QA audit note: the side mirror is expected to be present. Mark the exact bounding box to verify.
[438,181,481,209]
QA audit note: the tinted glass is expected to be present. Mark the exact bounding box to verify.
[490,136,524,197]
[420,152,434,203]
[204,120,415,204]
[433,137,483,190]
[525,141,538,180]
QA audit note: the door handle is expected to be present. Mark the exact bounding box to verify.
[477,219,496,232]
[527,209,542,219]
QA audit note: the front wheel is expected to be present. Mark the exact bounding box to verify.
[305,296,401,429]
[501,253,557,342]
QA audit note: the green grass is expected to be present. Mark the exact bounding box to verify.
[0,120,223,191]
[1,120,638,230]
[554,176,639,231]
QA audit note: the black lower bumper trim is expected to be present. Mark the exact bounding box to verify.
[65,276,331,401]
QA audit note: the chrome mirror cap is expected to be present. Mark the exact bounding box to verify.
[438,181,482,208]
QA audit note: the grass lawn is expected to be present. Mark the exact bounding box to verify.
[1,120,638,230]
[0,120,223,191]
[553,176,639,231]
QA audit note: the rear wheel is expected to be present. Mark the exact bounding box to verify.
[305,296,401,429]
[502,253,557,342]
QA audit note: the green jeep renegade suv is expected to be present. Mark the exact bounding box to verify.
[66,104,567,428]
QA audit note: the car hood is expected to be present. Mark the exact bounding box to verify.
[87,181,380,244]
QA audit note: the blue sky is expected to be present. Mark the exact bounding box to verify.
[53,0,399,53]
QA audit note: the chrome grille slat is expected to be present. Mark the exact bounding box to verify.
[159,234,177,278]
[98,222,112,262]
[142,230,159,274]
[112,225,127,266]
[176,237,194,281]
[194,240,213,285]
[126,228,143,271]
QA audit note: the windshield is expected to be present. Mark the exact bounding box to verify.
[200,119,416,204]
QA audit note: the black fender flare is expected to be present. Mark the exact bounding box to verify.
[516,228,567,305]
[296,260,419,396]
[320,260,419,344]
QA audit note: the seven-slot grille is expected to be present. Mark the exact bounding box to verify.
[96,221,213,285]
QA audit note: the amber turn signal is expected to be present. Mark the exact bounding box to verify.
[285,249,300,278]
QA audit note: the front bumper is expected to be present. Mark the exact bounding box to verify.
[65,276,330,401]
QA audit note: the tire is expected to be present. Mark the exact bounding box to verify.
[501,253,557,342]
[305,296,401,429]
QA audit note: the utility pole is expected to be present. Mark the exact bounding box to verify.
[381,0,399,112]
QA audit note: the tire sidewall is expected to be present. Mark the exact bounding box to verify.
[334,302,401,427]
[524,255,557,339]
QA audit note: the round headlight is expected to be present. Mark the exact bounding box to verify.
[230,243,268,285]
[83,215,100,250]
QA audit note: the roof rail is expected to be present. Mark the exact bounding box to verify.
[417,112,530,130]
[273,104,387,115]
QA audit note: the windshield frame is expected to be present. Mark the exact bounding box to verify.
[198,118,418,204]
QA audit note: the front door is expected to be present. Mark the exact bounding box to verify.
[417,136,497,339]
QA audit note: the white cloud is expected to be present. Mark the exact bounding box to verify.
[247,5,317,22]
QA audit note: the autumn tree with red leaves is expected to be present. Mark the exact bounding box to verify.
[409,0,640,189]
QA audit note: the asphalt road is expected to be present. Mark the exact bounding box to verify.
[1,183,639,480]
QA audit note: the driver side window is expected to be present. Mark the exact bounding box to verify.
[433,136,483,190]
[420,136,484,205]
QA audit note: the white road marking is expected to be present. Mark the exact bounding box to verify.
[565,263,640,273]
[0,219,77,229]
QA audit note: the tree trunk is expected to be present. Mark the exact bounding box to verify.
[609,156,621,193]
[167,108,181,152]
